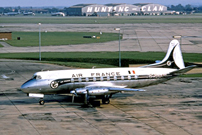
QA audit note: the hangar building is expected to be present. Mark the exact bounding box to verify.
[66,3,167,16]
[104,3,140,16]
[134,3,167,15]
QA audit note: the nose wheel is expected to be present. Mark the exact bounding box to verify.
[39,98,45,105]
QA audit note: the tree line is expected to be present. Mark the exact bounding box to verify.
[168,4,202,12]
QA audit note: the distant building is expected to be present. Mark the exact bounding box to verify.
[66,4,93,16]
[67,3,141,16]
[105,3,140,16]
[66,3,168,16]
[134,3,167,15]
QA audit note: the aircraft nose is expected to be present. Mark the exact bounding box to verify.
[21,82,29,89]
[21,79,37,92]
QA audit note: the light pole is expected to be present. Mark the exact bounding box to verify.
[114,28,121,67]
[38,23,41,61]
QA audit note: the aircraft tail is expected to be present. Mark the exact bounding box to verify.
[142,39,185,69]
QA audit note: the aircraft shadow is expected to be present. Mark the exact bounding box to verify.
[0,91,136,108]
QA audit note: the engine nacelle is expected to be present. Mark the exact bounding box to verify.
[88,88,109,96]
[74,88,109,96]
[75,88,87,94]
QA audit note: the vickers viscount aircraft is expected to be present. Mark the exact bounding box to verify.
[21,40,196,106]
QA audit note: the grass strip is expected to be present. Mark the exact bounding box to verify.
[1,15,202,24]
[0,52,201,68]
[6,32,119,47]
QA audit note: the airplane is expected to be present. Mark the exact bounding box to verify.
[51,12,65,16]
[21,39,196,106]
[23,12,35,16]
[4,12,19,16]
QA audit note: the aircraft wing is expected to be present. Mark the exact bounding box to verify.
[85,85,146,92]
[108,87,145,92]
[72,86,145,95]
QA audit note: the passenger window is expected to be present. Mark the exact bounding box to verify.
[110,76,114,81]
[82,78,87,82]
[88,77,93,82]
[124,76,128,80]
[74,78,79,82]
[103,77,108,81]
[96,77,101,81]
[131,75,136,80]
[117,76,122,80]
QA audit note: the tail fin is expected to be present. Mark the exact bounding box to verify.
[143,39,185,69]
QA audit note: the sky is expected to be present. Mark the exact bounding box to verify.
[1,0,202,7]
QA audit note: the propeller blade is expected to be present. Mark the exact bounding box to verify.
[72,94,75,103]
[84,90,89,105]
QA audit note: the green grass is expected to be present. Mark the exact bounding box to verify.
[5,32,119,47]
[0,52,201,77]
[1,15,202,24]
[0,44,3,47]
[180,74,202,77]
[0,52,201,68]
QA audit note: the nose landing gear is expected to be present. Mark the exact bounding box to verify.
[39,98,45,105]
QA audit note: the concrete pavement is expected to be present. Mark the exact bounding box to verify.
[0,60,202,135]
[0,23,202,53]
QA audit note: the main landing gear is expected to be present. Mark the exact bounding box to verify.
[101,94,112,104]
[88,95,111,107]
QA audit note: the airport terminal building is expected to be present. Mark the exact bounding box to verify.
[66,3,167,16]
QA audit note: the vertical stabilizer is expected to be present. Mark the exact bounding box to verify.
[172,40,185,69]
[142,39,185,69]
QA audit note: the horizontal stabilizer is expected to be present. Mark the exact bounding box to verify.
[169,65,197,75]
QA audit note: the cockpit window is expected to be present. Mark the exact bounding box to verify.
[32,75,42,80]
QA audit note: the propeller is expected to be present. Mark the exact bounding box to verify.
[70,89,89,105]
[72,94,75,103]
[70,90,77,103]
[84,90,89,105]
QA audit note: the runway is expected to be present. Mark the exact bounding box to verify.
[0,60,202,135]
